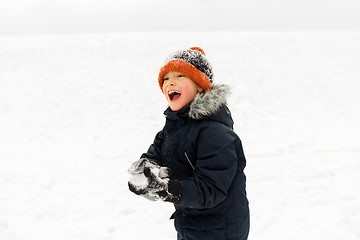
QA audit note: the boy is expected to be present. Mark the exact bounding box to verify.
[128,47,250,240]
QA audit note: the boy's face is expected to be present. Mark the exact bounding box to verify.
[162,71,203,111]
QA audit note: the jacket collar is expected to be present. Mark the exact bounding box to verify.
[164,84,230,122]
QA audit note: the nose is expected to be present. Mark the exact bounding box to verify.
[164,79,175,87]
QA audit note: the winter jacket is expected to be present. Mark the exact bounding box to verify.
[141,84,250,240]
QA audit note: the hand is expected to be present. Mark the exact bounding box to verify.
[128,158,181,203]
[128,158,171,178]
[128,158,171,196]
[143,165,182,203]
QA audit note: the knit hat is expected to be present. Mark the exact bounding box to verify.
[158,47,213,92]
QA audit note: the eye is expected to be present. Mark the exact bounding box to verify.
[177,74,185,78]
[163,77,169,82]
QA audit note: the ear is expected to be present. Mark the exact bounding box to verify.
[197,87,204,93]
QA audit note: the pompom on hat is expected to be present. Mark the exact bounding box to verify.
[158,47,213,92]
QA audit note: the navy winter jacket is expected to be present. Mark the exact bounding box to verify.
[141,84,250,240]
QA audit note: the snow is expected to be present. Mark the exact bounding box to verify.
[0,31,360,239]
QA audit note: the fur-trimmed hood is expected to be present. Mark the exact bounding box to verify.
[164,84,234,129]
[189,83,230,120]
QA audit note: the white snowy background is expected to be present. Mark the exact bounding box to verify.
[1,31,360,240]
[1,1,360,240]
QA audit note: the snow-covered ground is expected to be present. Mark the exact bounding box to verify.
[0,32,359,240]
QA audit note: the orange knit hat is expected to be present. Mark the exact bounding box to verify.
[158,47,213,92]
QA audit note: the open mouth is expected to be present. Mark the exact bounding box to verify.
[168,90,181,101]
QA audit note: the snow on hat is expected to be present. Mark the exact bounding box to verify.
[158,47,213,92]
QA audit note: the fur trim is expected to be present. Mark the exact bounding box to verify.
[189,84,230,120]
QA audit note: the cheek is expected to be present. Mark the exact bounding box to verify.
[182,85,198,101]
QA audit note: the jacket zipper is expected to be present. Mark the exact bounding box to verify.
[184,152,195,171]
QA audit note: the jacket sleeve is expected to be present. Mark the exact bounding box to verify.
[179,123,241,209]
[140,129,164,166]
